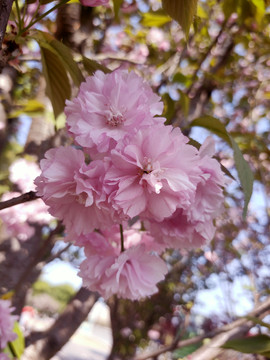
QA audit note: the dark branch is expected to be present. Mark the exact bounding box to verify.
[0,0,14,49]
[0,191,40,211]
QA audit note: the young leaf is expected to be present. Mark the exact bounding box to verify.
[229,135,254,218]
[40,46,71,118]
[113,0,124,21]
[190,116,254,217]
[82,56,111,75]
[141,11,171,27]
[222,334,270,354]
[33,31,84,87]
[162,0,198,37]
[9,322,25,359]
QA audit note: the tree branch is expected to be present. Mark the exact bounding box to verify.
[0,191,39,211]
[0,0,14,49]
[25,287,99,360]
[134,296,270,360]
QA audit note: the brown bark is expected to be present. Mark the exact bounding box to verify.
[0,0,14,49]
[0,191,39,211]
[24,287,99,360]
[0,0,15,72]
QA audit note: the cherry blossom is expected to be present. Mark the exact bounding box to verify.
[105,125,201,221]
[80,0,109,6]
[65,70,164,155]
[35,146,114,236]
[78,224,167,299]
[0,300,17,350]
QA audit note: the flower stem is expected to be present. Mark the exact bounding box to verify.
[15,0,22,32]
[120,224,125,252]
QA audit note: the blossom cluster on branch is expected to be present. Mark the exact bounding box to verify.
[35,69,226,300]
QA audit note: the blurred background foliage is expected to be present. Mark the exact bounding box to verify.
[0,0,270,359]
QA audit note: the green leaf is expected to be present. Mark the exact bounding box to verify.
[162,93,175,124]
[230,135,254,217]
[6,322,25,359]
[245,316,270,331]
[178,90,190,117]
[190,116,231,144]
[34,31,84,87]
[162,0,198,37]
[113,0,124,21]
[222,334,270,354]
[141,11,171,27]
[222,0,239,19]
[190,116,254,217]
[9,99,45,117]
[249,0,265,24]
[82,56,111,75]
[40,45,71,118]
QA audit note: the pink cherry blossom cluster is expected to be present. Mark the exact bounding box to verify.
[0,300,18,358]
[35,69,226,300]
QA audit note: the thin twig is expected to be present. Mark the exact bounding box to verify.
[134,296,270,360]
[0,191,39,211]
[186,17,229,96]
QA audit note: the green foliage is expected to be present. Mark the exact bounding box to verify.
[223,0,266,25]
[141,10,171,27]
[222,334,270,357]
[82,56,111,75]
[39,45,71,118]
[113,0,124,21]
[32,280,76,307]
[190,116,254,218]
[162,0,198,37]
[32,30,84,118]
[3,322,25,359]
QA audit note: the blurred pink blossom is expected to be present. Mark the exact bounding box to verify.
[0,300,17,350]
[0,353,9,360]
[9,158,41,193]
[0,192,52,241]
[80,0,109,6]
[147,28,170,51]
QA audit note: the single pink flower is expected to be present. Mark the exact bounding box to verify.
[101,244,167,300]
[80,0,109,6]
[187,136,226,222]
[78,225,167,299]
[105,125,200,221]
[0,300,18,350]
[65,70,164,155]
[146,208,216,250]
[35,146,114,236]
[146,137,226,249]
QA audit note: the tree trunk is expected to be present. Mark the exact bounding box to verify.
[24,287,99,360]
